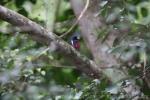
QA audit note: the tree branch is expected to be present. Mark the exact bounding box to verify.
[0,5,102,78]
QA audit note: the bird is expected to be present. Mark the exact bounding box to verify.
[70,32,80,50]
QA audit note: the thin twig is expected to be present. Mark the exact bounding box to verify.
[135,66,150,80]
[59,0,90,38]
[143,52,147,78]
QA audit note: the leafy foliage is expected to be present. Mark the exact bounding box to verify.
[0,0,150,99]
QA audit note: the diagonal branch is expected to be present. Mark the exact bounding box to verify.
[0,5,102,78]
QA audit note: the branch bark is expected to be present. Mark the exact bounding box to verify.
[0,5,101,78]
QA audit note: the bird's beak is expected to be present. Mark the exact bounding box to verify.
[77,36,80,40]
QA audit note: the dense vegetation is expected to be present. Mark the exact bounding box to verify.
[0,0,150,99]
